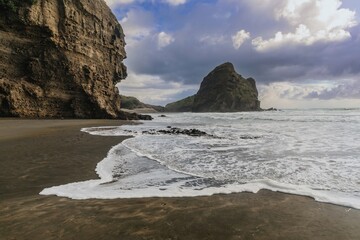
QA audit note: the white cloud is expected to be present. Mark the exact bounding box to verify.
[104,0,136,7]
[305,79,360,100]
[232,30,251,49]
[199,35,226,45]
[259,82,360,109]
[105,0,187,7]
[119,10,175,49]
[119,9,155,46]
[259,80,360,109]
[117,71,197,105]
[162,0,187,6]
[252,0,357,51]
[252,24,351,51]
[157,32,175,49]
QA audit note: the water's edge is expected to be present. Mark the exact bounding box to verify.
[40,124,360,210]
[40,109,360,209]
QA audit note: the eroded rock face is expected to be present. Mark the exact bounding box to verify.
[0,0,128,118]
[165,62,261,112]
[192,62,260,112]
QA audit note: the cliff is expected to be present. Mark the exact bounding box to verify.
[165,95,195,112]
[166,62,261,112]
[120,95,165,112]
[0,0,134,119]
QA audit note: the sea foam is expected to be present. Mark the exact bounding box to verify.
[40,110,360,209]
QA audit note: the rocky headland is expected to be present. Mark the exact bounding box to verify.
[166,62,261,112]
[120,95,165,113]
[0,0,147,119]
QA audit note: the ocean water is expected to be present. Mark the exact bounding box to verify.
[41,109,360,209]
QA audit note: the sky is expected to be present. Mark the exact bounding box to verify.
[105,0,360,109]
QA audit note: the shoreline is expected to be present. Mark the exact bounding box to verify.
[1,119,360,240]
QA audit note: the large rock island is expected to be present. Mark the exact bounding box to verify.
[0,0,134,119]
[166,62,261,112]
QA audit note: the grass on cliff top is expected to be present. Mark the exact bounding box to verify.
[165,95,195,112]
[120,95,146,110]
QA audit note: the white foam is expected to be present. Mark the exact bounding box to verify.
[41,174,360,209]
[40,110,360,209]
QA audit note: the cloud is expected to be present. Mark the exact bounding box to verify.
[304,79,360,100]
[119,10,175,50]
[259,81,360,108]
[252,0,357,51]
[109,0,360,108]
[199,35,226,46]
[232,30,251,49]
[162,0,187,6]
[120,9,155,45]
[252,24,352,51]
[104,0,135,7]
[118,71,197,105]
[158,32,175,49]
[105,0,187,7]
[260,81,327,101]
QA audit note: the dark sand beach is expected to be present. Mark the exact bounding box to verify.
[1,119,359,240]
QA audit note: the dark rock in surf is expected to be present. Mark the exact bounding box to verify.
[142,127,214,137]
[263,107,278,111]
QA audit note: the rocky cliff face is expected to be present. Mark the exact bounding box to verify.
[192,62,260,112]
[165,95,195,112]
[0,0,129,118]
[166,62,261,112]
[120,95,165,112]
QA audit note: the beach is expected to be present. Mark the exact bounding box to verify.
[1,119,360,240]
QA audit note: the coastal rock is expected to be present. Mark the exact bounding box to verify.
[165,62,260,112]
[120,95,165,112]
[142,127,214,137]
[118,111,153,121]
[192,62,260,112]
[0,0,132,118]
[264,107,278,111]
[165,95,195,112]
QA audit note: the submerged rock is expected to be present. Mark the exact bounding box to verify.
[142,127,214,137]
[263,107,278,111]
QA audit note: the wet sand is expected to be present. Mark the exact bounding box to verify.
[0,119,359,240]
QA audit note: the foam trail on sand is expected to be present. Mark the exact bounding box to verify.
[41,110,360,209]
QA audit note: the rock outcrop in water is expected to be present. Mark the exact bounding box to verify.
[0,0,139,119]
[165,62,261,112]
[124,126,215,138]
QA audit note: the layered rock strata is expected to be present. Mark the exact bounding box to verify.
[0,0,131,118]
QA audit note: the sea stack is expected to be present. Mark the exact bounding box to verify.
[166,62,261,112]
[0,0,128,118]
[192,62,260,112]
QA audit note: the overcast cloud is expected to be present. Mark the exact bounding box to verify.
[105,0,360,108]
